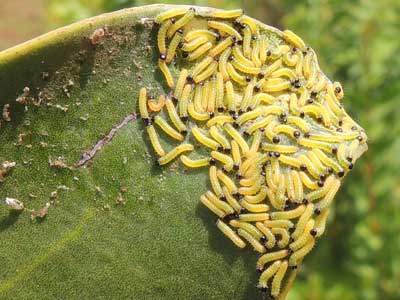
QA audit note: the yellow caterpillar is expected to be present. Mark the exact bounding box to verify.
[138,6,368,299]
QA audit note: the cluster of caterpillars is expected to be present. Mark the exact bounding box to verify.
[137,7,367,299]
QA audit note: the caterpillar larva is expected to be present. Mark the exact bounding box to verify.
[187,42,213,61]
[206,191,235,215]
[210,9,244,19]
[255,221,276,249]
[216,167,237,189]
[200,194,225,218]
[182,36,208,52]
[209,166,224,197]
[166,32,182,63]
[146,125,165,156]
[258,260,282,290]
[154,8,188,24]
[229,219,263,240]
[240,199,269,213]
[184,29,219,42]
[166,8,195,38]
[216,219,246,248]
[158,143,194,165]
[222,186,242,212]
[188,102,210,121]
[207,21,242,40]
[239,213,269,222]
[209,36,234,57]
[165,97,187,133]
[271,227,290,248]
[232,59,261,75]
[180,155,210,168]
[218,48,231,81]
[232,45,255,67]
[256,250,288,271]
[192,127,221,150]
[237,228,266,253]
[226,62,247,85]
[140,6,367,298]
[148,94,165,112]
[271,260,289,297]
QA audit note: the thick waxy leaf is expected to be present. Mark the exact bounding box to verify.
[0,4,367,300]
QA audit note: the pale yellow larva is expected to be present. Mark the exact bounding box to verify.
[209,36,235,57]
[207,20,242,40]
[289,237,315,267]
[231,59,261,75]
[158,143,194,165]
[291,203,314,239]
[270,205,306,220]
[178,83,192,119]
[222,186,242,212]
[188,102,210,121]
[154,115,184,141]
[180,155,210,168]
[206,115,235,128]
[182,36,208,52]
[255,221,276,249]
[256,250,288,270]
[315,177,341,211]
[263,78,291,93]
[165,98,187,133]
[216,168,237,191]
[166,31,183,63]
[192,127,221,150]
[219,48,232,81]
[239,213,269,222]
[146,125,165,156]
[216,219,246,248]
[209,126,231,151]
[229,219,263,240]
[289,219,315,251]
[249,130,262,154]
[240,199,269,213]
[271,260,288,298]
[187,42,213,61]
[155,8,188,24]
[237,228,266,253]
[174,68,189,100]
[232,45,255,67]
[206,190,235,215]
[216,72,225,111]
[200,194,225,218]
[209,165,224,197]
[231,140,242,170]
[138,87,149,120]
[305,175,335,202]
[314,208,330,237]
[264,220,294,229]
[191,56,214,79]
[210,9,244,19]
[194,61,218,83]
[271,227,290,248]
[184,29,219,42]
[283,29,306,51]
[226,62,247,86]
[223,123,250,154]
[167,8,195,38]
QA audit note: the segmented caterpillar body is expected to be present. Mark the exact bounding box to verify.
[140,6,367,298]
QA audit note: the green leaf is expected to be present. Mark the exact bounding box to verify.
[0,5,260,300]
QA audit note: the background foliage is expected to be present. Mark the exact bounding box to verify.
[1,1,399,299]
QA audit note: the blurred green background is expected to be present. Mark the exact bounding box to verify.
[0,1,399,299]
